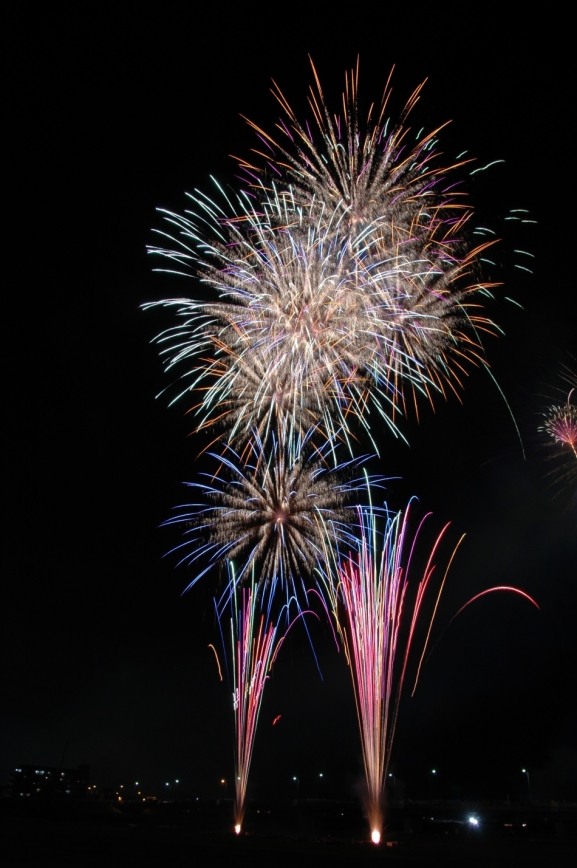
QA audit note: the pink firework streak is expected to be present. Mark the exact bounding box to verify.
[228,578,316,834]
[231,585,275,833]
[321,503,462,844]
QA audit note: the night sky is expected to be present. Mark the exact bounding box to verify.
[4,9,575,805]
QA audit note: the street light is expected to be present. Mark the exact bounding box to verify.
[388,773,396,801]
[292,776,300,799]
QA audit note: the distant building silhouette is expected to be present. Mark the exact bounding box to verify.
[8,765,90,798]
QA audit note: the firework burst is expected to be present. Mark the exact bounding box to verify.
[142,62,526,842]
[147,181,496,449]
[235,59,500,415]
[164,434,371,598]
[146,191,438,451]
[539,366,577,493]
[146,202,395,449]
[542,400,577,458]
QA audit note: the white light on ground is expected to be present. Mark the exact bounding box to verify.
[234,824,241,835]
[371,830,381,845]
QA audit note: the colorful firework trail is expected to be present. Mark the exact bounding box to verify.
[146,62,500,450]
[317,502,462,842]
[224,574,314,833]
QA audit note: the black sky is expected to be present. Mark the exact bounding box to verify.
[3,8,575,802]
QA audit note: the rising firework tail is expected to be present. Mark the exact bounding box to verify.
[314,496,539,843]
[226,575,277,833]
[221,569,317,833]
[314,499,457,841]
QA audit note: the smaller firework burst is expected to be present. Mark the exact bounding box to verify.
[538,366,577,493]
[541,396,577,458]
[164,433,370,599]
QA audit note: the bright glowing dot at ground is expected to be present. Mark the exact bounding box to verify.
[234,824,241,835]
[371,830,381,844]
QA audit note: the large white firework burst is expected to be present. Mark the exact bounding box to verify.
[146,193,418,451]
